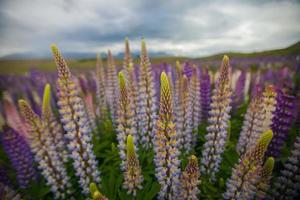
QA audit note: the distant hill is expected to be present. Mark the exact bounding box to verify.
[195,41,300,61]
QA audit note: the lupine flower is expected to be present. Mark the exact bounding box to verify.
[236,93,264,155]
[247,85,276,149]
[138,39,157,149]
[95,53,108,122]
[266,88,296,158]
[176,75,193,152]
[41,84,68,163]
[116,71,137,169]
[0,183,22,200]
[188,66,201,147]
[51,44,100,195]
[1,125,36,188]
[122,38,139,137]
[200,67,211,121]
[201,55,232,181]
[272,134,300,199]
[178,155,200,200]
[154,71,180,200]
[89,183,108,200]
[233,70,246,109]
[123,135,143,196]
[237,85,276,156]
[106,50,119,123]
[223,130,273,200]
[18,99,71,199]
[256,157,274,199]
[174,61,183,113]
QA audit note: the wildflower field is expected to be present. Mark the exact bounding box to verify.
[0,39,299,200]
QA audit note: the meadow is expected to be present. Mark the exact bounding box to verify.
[0,39,299,200]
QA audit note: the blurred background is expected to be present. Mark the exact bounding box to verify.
[0,0,299,74]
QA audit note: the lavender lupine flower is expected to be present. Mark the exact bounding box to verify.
[1,125,36,188]
[236,94,264,156]
[256,157,274,199]
[122,38,139,137]
[95,54,108,122]
[51,44,100,195]
[89,183,108,200]
[272,134,300,199]
[201,55,232,181]
[200,67,211,121]
[176,75,193,152]
[188,66,201,147]
[123,135,143,196]
[223,130,273,200]
[233,70,246,109]
[178,155,200,200]
[266,88,296,158]
[138,39,157,149]
[116,71,137,170]
[154,71,180,200]
[247,85,276,149]
[106,50,119,124]
[42,84,68,163]
[18,99,71,199]
[0,183,22,200]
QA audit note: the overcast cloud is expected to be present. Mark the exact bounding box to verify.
[0,0,300,57]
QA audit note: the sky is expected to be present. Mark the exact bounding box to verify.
[0,0,300,58]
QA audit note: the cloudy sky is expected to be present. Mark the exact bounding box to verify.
[0,0,300,58]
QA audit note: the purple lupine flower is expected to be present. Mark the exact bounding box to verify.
[200,67,211,121]
[272,134,300,199]
[201,55,232,181]
[1,125,36,189]
[183,61,193,79]
[266,88,296,158]
[233,70,246,109]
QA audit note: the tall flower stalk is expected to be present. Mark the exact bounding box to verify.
[51,44,100,195]
[138,39,157,148]
[266,88,296,158]
[116,71,137,170]
[256,157,274,199]
[154,71,180,200]
[188,66,201,147]
[106,50,119,124]
[95,53,108,122]
[123,135,143,196]
[200,67,211,121]
[89,183,108,200]
[223,130,273,200]
[1,125,36,188]
[178,155,200,200]
[18,99,71,199]
[272,134,300,199]
[201,55,232,181]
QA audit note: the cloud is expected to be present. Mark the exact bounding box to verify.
[0,0,299,57]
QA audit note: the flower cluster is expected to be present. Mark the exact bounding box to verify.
[106,50,119,124]
[138,39,157,149]
[200,67,211,121]
[1,125,36,188]
[272,134,300,199]
[201,55,232,180]
[178,155,200,200]
[233,70,246,109]
[51,44,100,195]
[116,71,137,169]
[154,71,181,199]
[123,135,143,196]
[18,99,71,199]
[223,130,273,200]
[266,88,296,157]
[95,54,108,122]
